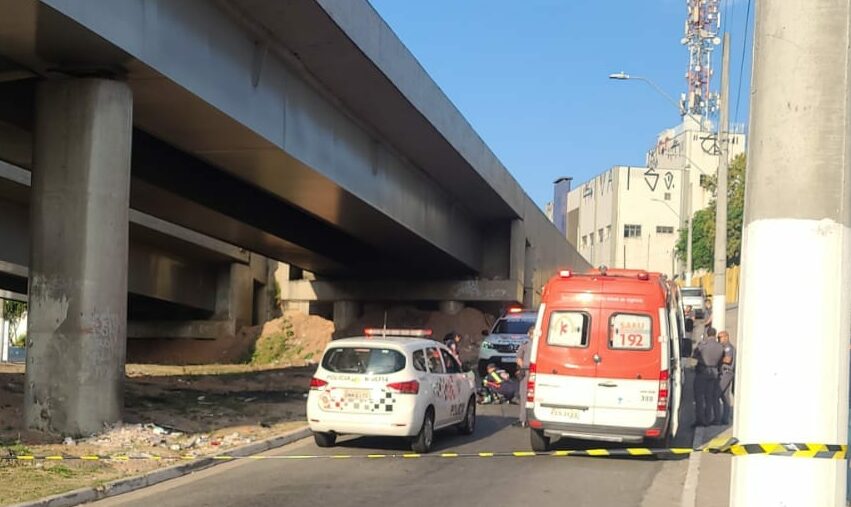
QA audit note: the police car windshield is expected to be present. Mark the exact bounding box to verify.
[682,288,703,297]
[492,319,535,335]
[321,347,406,375]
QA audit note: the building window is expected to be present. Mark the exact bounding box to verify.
[598,228,604,242]
[589,234,594,245]
[656,226,675,234]
[664,192,672,201]
[624,224,642,238]
[582,235,588,248]
[606,225,612,239]
[700,174,710,187]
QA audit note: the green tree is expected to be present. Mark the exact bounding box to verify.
[3,300,26,344]
[675,153,747,270]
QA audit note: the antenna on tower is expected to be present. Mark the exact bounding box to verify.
[680,0,722,123]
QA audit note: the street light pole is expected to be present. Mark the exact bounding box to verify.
[611,72,698,285]
[712,33,730,334]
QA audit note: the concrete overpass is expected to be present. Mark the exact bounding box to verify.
[0,0,588,435]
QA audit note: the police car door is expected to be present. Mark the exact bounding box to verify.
[425,347,450,426]
[440,348,467,423]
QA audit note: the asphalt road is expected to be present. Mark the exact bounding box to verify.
[92,311,738,507]
[92,399,697,507]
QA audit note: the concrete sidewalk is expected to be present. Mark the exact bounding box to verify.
[686,425,732,507]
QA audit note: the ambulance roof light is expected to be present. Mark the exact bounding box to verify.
[558,269,572,278]
[637,272,650,281]
[508,306,523,314]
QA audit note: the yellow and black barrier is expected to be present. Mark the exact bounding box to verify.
[1,438,845,462]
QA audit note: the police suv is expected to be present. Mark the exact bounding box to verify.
[478,308,537,375]
[307,329,477,453]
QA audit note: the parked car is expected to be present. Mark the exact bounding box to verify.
[477,308,537,376]
[680,287,706,319]
[307,329,477,453]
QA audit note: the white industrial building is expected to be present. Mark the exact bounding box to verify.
[557,117,745,278]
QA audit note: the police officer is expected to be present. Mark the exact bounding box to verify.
[692,327,724,426]
[716,330,736,425]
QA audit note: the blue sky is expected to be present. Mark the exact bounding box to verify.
[369,0,754,209]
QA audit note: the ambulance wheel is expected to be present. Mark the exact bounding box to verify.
[313,431,336,448]
[457,397,477,435]
[530,428,551,452]
[411,409,435,453]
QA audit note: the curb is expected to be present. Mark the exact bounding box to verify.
[8,426,311,507]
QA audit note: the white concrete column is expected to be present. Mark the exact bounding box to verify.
[25,79,133,436]
[0,301,7,363]
[730,1,851,505]
[333,301,360,333]
[438,300,464,316]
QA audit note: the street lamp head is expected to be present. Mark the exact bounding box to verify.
[608,71,630,80]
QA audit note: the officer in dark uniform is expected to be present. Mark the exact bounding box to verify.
[716,331,736,425]
[692,327,724,426]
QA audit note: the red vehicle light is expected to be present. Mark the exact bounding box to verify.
[387,380,420,395]
[657,370,669,411]
[637,272,650,280]
[310,377,328,390]
[526,363,537,403]
[644,428,662,438]
[529,419,543,429]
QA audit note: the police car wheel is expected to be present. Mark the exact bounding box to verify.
[411,409,435,453]
[313,431,336,448]
[530,428,551,452]
[457,397,476,435]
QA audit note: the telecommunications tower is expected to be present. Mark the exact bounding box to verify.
[680,0,722,120]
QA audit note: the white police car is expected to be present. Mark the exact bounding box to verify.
[306,329,477,453]
[478,308,537,375]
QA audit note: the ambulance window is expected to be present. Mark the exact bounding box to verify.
[546,311,590,347]
[426,347,445,374]
[413,350,427,372]
[441,349,461,374]
[609,314,653,350]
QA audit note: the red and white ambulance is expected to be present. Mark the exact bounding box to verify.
[526,267,684,451]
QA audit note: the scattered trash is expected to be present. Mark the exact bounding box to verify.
[63,436,76,446]
[197,395,206,401]
[169,444,181,452]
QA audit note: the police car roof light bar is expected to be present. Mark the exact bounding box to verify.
[363,328,433,338]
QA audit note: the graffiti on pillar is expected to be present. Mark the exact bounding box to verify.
[664,171,674,190]
[644,168,659,191]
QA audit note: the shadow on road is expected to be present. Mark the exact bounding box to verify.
[332,414,515,452]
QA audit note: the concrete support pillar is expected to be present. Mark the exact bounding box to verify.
[730,1,851,505]
[215,262,253,332]
[438,300,464,316]
[0,301,7,363]
[509,219,526,283]
[25,79,133,436]
[333,300,360,333]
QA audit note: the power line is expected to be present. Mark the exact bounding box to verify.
[734,0,753,125]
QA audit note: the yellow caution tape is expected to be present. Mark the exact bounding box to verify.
[2,438,844,462]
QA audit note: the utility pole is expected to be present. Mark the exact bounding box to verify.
[730,1,851,505]
[712,32,730,333]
